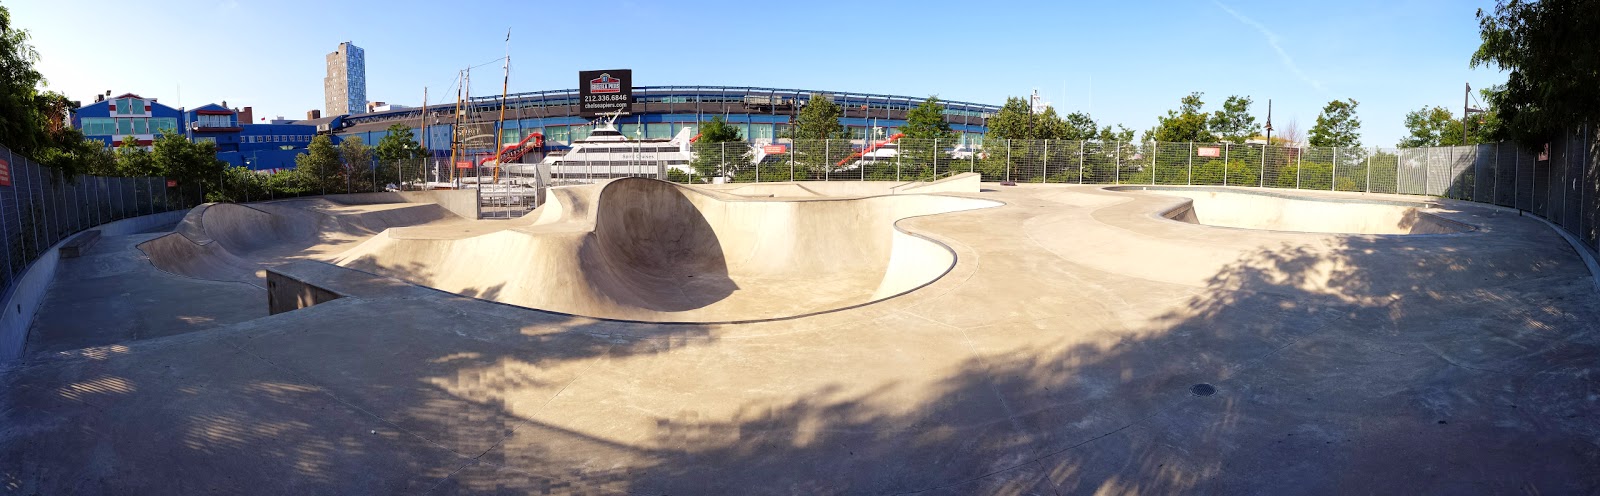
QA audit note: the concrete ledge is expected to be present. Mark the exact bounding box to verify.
[266,270,343,315]
[0,209,188,361]
[59,230,101,258]
[320,190,481,220]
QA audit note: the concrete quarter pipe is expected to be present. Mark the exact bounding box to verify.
[334,177,1000,322]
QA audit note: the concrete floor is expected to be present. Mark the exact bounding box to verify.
[3,184,1598,495]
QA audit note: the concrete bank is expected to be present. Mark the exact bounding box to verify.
[0,209,187,361]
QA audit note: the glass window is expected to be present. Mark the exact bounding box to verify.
[116,118,132,135]
[81,118,115,135]
[150,118,177,134]
[749,124,774,141]
[618,123,642,138]
[196,137,216,144]
[545,125,569,145]
[133,119,148,134]
[646,123,669,139]
[116,98,130,115]
[570,125,592,141]
[501,128,520,144]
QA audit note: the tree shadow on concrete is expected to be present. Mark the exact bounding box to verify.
[7,203,1600,494]
[423,230,1599,494]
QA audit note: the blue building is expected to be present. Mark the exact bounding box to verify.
[72,94,318,172]
[184,104,316,172]
[70,93,183,148]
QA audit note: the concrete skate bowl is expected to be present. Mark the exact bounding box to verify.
[138,199,459,286]
[1109,186,1476,235]
[334,177,1001,323]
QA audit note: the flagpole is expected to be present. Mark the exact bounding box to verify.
[493,28,510,184]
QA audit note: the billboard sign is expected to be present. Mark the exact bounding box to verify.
[579,69,632,117]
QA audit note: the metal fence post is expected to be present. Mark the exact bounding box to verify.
[1296,147,1303,190]
[1259,143,1267,188]
[1514,145,1520,209]
[1006,139,1012,183]
[1078,141,1085,184]
[825,140,830,182]
[1114,141,1121,184]
[720,142,726,181]
[92,176,101,226]
[789,142,795,181]
[1187,142,1193,185]
[20,160,38,256]
[1150,141,1157,185]
[1042,140,1049,183]
[1223,143,1230,186]
[0,148,12,279]
[970,140,976,173]
[1332,146,1339,191]
[1367,147,1374,193]
[1492,143,1500,204]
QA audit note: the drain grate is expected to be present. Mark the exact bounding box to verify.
[1190,383,1217,396]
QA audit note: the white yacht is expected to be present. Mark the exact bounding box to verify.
[525,111,696,179]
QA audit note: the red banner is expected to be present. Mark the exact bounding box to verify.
[763,144,787,154]
[1197,147,1221,158]
[167,179,177,188]
[0,158,10,187]
[456,161,474,169]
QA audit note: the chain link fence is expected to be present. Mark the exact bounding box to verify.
[11,126,1594,296]
[0,143,195,304]
[642,133,1598,253]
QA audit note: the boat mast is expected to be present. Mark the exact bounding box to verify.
[493,29,510,184]
[419,86,427,186]
[451,70,463,185]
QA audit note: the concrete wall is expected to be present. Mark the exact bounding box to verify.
[320,190,481,220]
[266,270,343,315]
[0,209,187,361]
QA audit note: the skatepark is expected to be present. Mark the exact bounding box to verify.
[4,175,1599,494]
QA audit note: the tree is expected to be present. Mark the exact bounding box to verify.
[1279,118,1303,146]
[1399,106,1464,147]
[1150,92,1215,143]
[150,130,226,193]
[690,116,750,179]
[0,4,48,156]
[788,94,848,178]
[900,96,956,143]
[983,97,1033,140]
[375,124,423,163]
[294,135,342,193]
[1472,0,1600,144]
[898,96,957,175]
[1060,112,1100,141]
[115,136,155,176]
[1031,107,1069,140]
[1210,95,1260,144]
[1308,99,1361,147]
[339,136,373,192]
[789,93,846,140]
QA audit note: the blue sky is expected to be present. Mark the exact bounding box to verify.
[10,0,1504,147]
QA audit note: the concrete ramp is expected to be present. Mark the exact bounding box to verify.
[335,178,999,322]
[141,200,463,285]
[1112,186,1474,235]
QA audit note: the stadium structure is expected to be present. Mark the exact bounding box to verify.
[306,86,1000,166]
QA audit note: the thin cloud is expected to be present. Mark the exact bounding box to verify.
[1214,1,1325,92]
